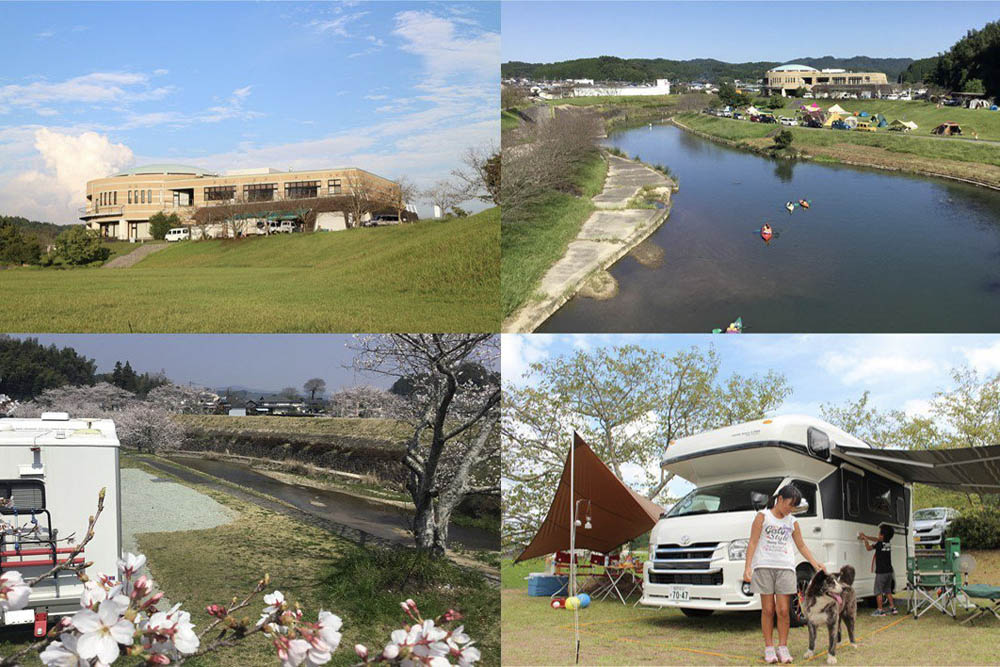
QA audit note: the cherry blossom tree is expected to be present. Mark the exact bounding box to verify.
[350,335,500,557]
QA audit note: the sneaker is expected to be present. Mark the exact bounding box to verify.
[777,646,793,664]
[890,607,899,615]
[871,609,886,616]
[764,646,778,664]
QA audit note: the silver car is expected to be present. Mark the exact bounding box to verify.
[913,507,959,547]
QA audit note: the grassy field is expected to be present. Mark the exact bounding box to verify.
[0,210,498,332]
[502,552,1000,665]
[502,110,521,131]
[135,458,499,667]
[544,94,677,109]
[500,152,608,319]
[176,415,411,442]
[759,98,1000,141]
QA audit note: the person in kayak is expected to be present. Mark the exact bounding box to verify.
[761,223,773,237]
[785,202,795,213]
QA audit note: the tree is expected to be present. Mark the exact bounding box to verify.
[423,180,466,219]
[0,220,41,266]
[303,378,326,401]
[343,172,375,228]
[53,226,110,265]
[390,176,419,223]
[148,211,181,241]
[146,382,209,413]
[351,334,500,557]
[0,336,97,400]
[278,387,301,401]
[12,382,136,417]
[502,344,791,551]
[115,404,185,453]
[774,129,794,149]
[327,385,405,418]
[451,143,501,207]
[501,84,528,110]
[929,19,1000,98]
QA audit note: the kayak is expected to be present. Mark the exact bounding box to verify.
[798,200,810,209]
[761,228,773,241]
[725,317,744,333]
[785,202,795,213]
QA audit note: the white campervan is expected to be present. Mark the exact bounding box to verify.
[0,414,121,634]
[164,228,190,242]
[641,415,912,625]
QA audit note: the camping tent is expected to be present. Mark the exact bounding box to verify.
[875,114,888,128]
[827,104,848,115]
[888,119,918,132]
[515,433,664,562]
[746,105,760,116]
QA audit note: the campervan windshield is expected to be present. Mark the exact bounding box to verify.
[666,477,784,518]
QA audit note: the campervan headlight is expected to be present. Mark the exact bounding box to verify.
[728,539,749,561]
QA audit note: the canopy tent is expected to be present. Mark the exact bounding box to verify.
[515,433,664,562]
[889,119,918,131]
[828,104,848,115]
[800,103,822,112]
[746,105,760,115]
[837,444,1000,495]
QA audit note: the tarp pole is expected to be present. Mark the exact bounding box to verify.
[570,430,580,664]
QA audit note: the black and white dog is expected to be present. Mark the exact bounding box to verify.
[802,565,858,664]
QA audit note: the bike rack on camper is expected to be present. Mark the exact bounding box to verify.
[0,414,122,635]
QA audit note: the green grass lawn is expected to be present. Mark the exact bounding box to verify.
[502,551,1000,665]
[501,153,608,319]
[544,94,677,109]
[759,98,1000,141]
[0,210,498,332]
[502,110,521,131]
[675,113,1000,168]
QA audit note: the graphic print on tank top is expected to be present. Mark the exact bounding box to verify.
[752,510,797,570]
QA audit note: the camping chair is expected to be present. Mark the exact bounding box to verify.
[960,585,1000,625]
[906,538,963,619]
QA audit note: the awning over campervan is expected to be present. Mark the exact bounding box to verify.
[836,444,1000,495]
[515,433,664,562]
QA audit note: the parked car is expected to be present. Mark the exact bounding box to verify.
[759,115,777,124]
[733,112,744,120]
[164,227,190,242]
[913,507,959,547]
[267,220,298,234]
[832,120,851,130]
[779,117,798,126]
[855,120,877,132]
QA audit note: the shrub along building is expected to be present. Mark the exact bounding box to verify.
[764,64,890,97]
[81,164,415,241]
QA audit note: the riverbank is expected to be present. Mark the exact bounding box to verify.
[503,153,676,333]
[671,113,1000,191]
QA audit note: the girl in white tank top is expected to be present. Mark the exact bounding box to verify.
[750,508,798,571]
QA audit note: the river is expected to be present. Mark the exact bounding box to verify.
[537,124,1000,332]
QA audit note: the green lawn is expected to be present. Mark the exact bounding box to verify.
[675,113,1000,168]
[0,210,499,332]
[502,110,521,131]
[544,94,677,109]
[501,153,608,319]
[502,551,1000,665]
[758,98,1000,141]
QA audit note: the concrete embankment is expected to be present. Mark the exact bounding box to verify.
[502,154,677,333]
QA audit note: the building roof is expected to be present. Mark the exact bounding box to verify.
[114,163,218,177]
[772,64,819,72]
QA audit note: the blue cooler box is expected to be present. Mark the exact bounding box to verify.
[527,573,568,597]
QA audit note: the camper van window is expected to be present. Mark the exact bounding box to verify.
[666,477,784,518]
[895,497,906,525]
[846,479,860,517]
[866,479,893,517]
[790,480,817,517]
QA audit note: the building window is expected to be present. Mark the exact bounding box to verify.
[244,183,276,202]
[285,180,320,199]
[205,186,236,202]
[113,191,117,205]
[328,179,342,195]
[141,190,146,204]
[147,189,152,204]
[128,190,132,204]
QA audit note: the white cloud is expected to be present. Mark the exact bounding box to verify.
[501,335,556,385]
[0,72,174,114]
[959,340,1000,375]
[310,11,368,36]
[0,129,133,224]
[153,68,169,76]
[820,351,939,385]
[232,85,252,100]
[902,398,934,418]
[118,86,263,129]
[392,10,499,86]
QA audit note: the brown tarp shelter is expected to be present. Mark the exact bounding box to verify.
[515,433,664,562]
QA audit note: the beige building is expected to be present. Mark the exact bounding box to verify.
[81,164,402,240]
[764,64,889,95]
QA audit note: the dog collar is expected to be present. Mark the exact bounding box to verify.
[831,593,843,606]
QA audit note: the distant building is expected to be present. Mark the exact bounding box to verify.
[572,78,670,97]
[764,64,889,96]
[81,164,407,241]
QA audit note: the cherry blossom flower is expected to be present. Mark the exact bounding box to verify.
[316,610,342,651]
[144,603,199,655]
[39,632,90,667]
[71,598,134,664]
[0,571,30,611]
[117,552,146,580]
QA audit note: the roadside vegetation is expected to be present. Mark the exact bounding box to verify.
[0,209,499,332]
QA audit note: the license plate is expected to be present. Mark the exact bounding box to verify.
[668,586,690,601]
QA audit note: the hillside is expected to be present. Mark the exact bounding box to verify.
[503,55,916,83]
[0,215,71,245]
[0,208,499,332]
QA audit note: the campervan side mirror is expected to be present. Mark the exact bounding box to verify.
[790,498,810,515]
[807,427,831,459]
[751,492,768,510]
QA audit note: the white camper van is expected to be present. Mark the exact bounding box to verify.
[0,414,121,634]
[641,415,912,626]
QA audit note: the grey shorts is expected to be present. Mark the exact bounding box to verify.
[751,567,797,595]
[875,572,894,595]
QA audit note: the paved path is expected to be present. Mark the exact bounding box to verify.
[503,154,675,333]
[102,242,167,268]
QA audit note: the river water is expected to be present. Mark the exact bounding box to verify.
[537,124,1000,332]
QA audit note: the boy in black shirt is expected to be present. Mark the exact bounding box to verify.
[859,524,897,615]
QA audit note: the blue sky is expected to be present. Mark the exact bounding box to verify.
[21,335,393,393]
[0,1,499,223]
[503,334,1000,496]
[502,1,998,63]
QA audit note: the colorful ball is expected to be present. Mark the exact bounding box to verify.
[550,598,564,609]
[565,596,580,610]
[578,593,591,608]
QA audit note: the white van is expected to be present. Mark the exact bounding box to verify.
[640,415,912,626]
[267,221,298,234]
[164,227,190,242]
[0,414,121,634]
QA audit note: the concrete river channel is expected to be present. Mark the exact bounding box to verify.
[538,123,1000,332]
[163,455,499,552]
